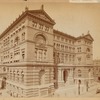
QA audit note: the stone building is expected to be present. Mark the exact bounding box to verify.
[93,59,100,81]
[54,30,94,87]
[0,6,94,97]
[0,7,55,97]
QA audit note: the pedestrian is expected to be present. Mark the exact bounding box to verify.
[78,84,80,95]
[78,80,81,95]
[86,81,88,92]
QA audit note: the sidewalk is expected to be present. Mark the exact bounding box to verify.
[53,82,100,97]
[76,82,100,97]
[0,89,11,98]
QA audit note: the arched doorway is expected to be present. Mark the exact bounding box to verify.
[1,77,6,89]
[63,69,68,83]
[98,77,100,81]
[39,70,45,85]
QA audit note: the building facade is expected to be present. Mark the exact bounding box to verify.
[53,30,94,87]
[0,7,94,97]
[93,59,100,81]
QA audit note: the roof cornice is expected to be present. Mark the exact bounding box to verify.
[0,11,28,39]
[53,29,76,40]
[0,9,55,39]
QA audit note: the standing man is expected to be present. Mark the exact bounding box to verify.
[78,80,81,95]
[86,81,89,92]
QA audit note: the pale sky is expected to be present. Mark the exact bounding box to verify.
[0,1,100,60]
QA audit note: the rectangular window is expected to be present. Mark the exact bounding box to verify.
[22,32,25,41]
[57,36,60,40]
[21,48,25,60]
[61,37,64,41]
[65,39,67,42]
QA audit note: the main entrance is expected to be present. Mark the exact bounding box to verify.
[63,69,68,83]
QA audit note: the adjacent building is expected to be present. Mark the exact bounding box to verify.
[93,59,100,81]
[0,6,94,97]
[54,30,94,87]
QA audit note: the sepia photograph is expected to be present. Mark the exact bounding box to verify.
[0,0,100,99]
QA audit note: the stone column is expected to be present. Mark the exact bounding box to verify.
[61,69,64,81]
[37,49,39,61]
[58,69,62,81]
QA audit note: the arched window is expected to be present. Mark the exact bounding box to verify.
[1,77,7,89]
[39,70,45,85]
[21,71,24,82]
[3,67,6,72]
[35,35,46,46]
[63,70,68,83]
[13,70,15,81]
[86,48,90,52]
[17,70,19,81]
[78,69,81,73]
[77,57,81,64]
[14,36,20,46]
[88,69,91,72]
[78,69,81,77]
[35,34,47,62]
[11,40,13,47]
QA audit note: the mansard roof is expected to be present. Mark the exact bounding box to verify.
[0,8,55,39]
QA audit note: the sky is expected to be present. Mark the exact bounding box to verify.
[0,0,100,60]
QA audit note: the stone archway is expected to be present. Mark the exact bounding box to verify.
[1,77,6,89]
[39,69,45,85]
[63,69,68,83]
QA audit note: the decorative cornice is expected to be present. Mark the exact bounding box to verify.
[0,9,55,39]
[0,11,28,39]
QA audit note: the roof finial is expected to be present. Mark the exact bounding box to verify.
[25,6,28,11]
[41,4,44,10]
[82,33,84,36]
[87,30,90,34]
